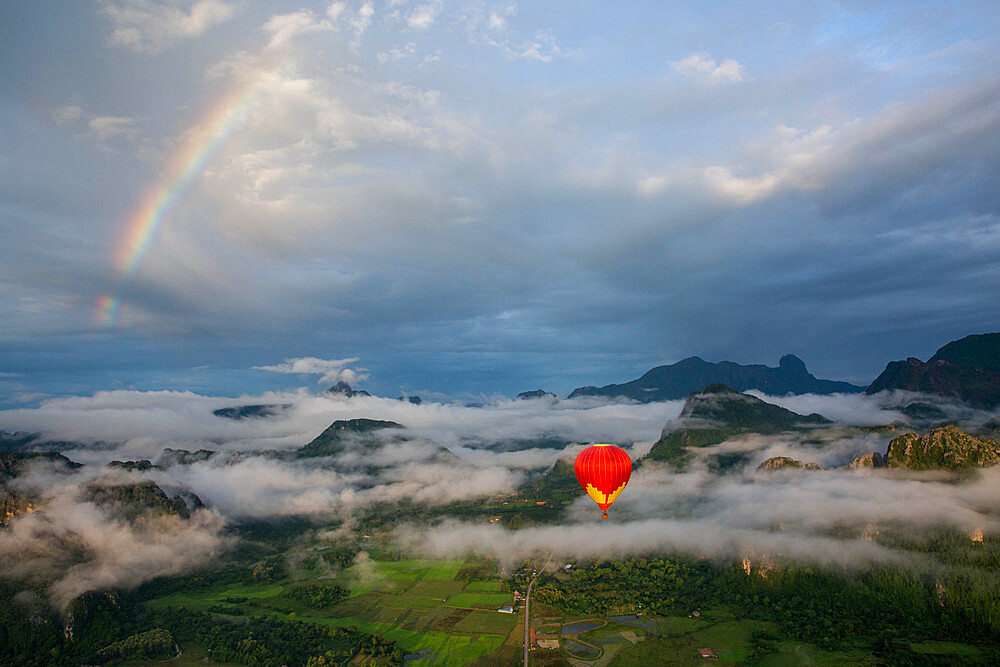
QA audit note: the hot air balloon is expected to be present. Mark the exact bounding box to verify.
[574,444,632,519]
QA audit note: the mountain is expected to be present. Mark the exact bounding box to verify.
[297,418,404,458]
[1,454,202,524]
[757,456,819,471]
[213,404,290,420]
[646,384,832,465]
[849,425,1000,471]
[0,451,81,477]
[83,480,204,520]
[930,333,1000,372]
[460,435,576,452]
[0,432,111,454]
[520,458,580,502]
[0,431,38,453]
[979,418,1000,442]
[886,425,1000,470]
[159,448,216,466]
[568,354,864,402]
[516,389,556,400]
[867,333,1000,409]
[108,460,153,472]
[849,451,886,469]
[327,381,371,398]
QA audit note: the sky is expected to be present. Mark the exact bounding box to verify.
[1,0,999,406]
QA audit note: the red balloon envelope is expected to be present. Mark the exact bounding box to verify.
[574,444,632,519]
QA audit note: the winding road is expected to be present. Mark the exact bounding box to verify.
[523,552,554,667]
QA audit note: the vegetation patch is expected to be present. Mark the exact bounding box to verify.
[452,610,517,635]
[445,592,513,608]
[408,580,467,598]
[464,580,502,592]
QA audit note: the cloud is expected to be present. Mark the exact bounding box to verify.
[637,78,1000,211]
[87,116,135,142]
[406,2,441,31]
[670,52,746,84]
[5,2,1000,407]
[461,5,573,62]
[252,357,368,385]
[0,467,229,608]
[262,9,334,50]
[327,0,375,42]
[3,384,999,589]
[0,387,676,465]
[378,42,417,62]
[52,105,84,127]
[403,458,1000,570]
[99,0,237,54]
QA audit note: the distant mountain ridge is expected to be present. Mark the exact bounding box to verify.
[867,333,1000,408]
[569,354,864,402]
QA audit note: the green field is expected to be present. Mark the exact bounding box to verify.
[655,615,708,636]
[463,580,501,592]
[144,557,514,666]
[408,580,467,598]
[132,641,241,667]
[757,642,881,666]
[300,613,506,665]
[445,592,513,608]
[609,619,774,665]
[452,610,517,635]
[145,583,285,610]
[910,640,987,657]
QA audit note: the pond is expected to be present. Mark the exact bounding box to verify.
[564,639,600,659]
[609,614,657,632]
[562,620,601,635]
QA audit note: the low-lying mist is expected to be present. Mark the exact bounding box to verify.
[1,386,998,606]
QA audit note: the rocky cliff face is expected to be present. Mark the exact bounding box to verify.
[886,425,1000,470]
[849,451,887,469]
[1,451,81,478]
[1,490,37,525]
[757,456,820,471]
[158,448,216,466]
[82,480,201,520]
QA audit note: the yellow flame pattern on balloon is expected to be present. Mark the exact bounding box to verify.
[585,480,628,509]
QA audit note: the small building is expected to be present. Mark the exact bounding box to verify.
[537,639,559,650]
[498,605,515,614]
[697,648,718,659]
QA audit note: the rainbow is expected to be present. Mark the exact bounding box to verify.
[98,71,267,327]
